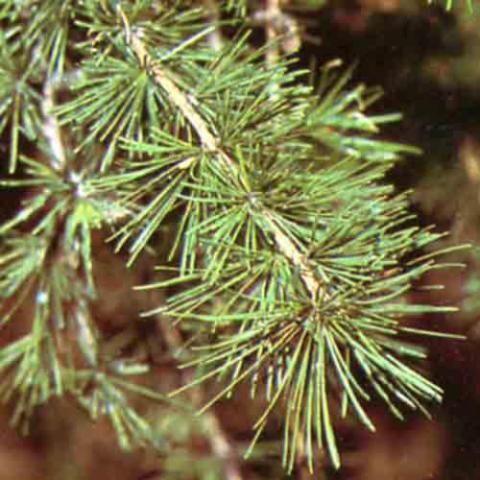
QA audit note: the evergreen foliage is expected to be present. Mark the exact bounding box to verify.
[0,0,467,475]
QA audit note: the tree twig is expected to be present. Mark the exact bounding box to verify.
[265,0,281,68]
[41,76,67,171]
[203,0,224,51]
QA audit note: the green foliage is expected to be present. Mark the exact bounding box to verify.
[0,0,466,476]
[24,0,73,77]
[429,0,474,12]
[0,153,165,445]
[0,26,43,172]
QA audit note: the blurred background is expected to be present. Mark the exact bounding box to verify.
[2,0,480,478]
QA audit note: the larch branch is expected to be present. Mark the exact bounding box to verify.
[124,15,323,301]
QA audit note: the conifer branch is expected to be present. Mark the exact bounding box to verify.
[121,9,324,301]
[0,1,468,475]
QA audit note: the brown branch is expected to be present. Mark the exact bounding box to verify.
[203,0,224,51]
[265,0,281,68]
[263,210,321,298]
[253,1,301,65]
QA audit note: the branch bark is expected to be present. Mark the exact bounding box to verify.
[42,77,67,171]
[265,0,281,68]
[203,0,224,51]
